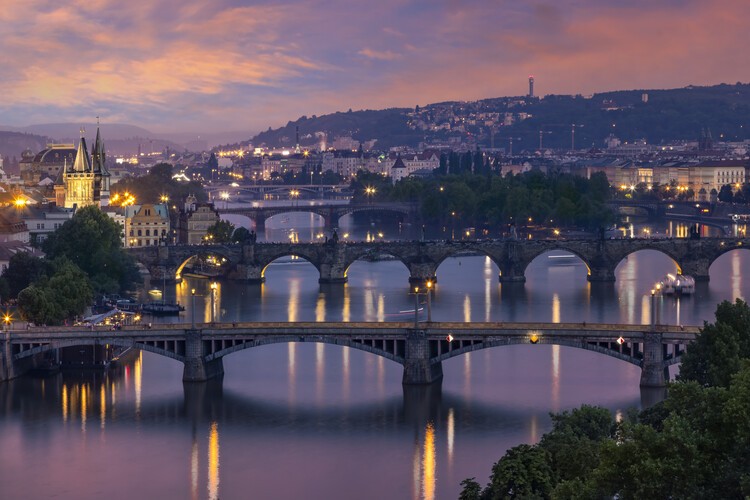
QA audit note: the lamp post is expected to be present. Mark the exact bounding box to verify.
[650,288,656,332]
[210,282,218,322]
[191,288,196,329]
[413,286,420,329]
[426,281,432,323]
[655,283,661,325]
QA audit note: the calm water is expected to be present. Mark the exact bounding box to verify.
[1,212,748,500]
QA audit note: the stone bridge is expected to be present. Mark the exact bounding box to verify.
[0,321,698,388]
[218,201,418,230]
[126,237,750,285]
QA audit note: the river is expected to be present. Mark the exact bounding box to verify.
[0,210,747,500]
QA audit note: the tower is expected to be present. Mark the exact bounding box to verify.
[295,125,300,154]
[62,122,110,209]
[92,119,111,206]
[528,75,534,98]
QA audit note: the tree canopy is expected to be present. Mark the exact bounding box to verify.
[42,205,141,294]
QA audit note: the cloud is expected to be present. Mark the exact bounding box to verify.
[1,0,749,135]
[358,48,402,60]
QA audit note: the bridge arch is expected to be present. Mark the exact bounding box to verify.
[13,339,186,363]
[524,248,592,278]
[614,247,682,278]
[205,336,405,365]
[342,249,413,280]
[175,250,236,281]
[432,338,643,367]
[260,252,321,279]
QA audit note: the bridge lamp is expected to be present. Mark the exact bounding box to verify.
[617,336,625,345]
[530,334,539,344]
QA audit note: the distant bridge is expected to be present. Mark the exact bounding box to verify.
[206,184,349,199]
[127,237,750,285]
[0,321,698,388]
[217,201,419,230]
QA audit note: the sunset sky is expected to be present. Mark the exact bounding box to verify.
[1,0,748,135]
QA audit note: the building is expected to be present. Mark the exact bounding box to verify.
[0,203,74,244]
[0,211,29,243]
[177,195,220,244]
[688,159,748,199]
[54,125,111,209]
[124,203,170,247]
[20,144,77,183]
[0,241,44,273]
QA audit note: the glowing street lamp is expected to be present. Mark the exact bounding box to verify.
[191,289,196,329]
[425,280,433,322]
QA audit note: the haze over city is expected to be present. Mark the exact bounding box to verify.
[2,0,749,135]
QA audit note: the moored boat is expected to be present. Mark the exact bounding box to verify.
[658,273,695,295]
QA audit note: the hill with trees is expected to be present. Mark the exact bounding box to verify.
[240,82,750,151]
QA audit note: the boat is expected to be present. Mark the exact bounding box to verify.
[143,301,185,315]
[658,273,695,295]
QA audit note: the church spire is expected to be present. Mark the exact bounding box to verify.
[92,117,107,174]
[72,132,92,173]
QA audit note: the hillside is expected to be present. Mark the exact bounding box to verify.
[243,82,750,151]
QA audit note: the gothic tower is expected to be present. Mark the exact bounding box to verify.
[63,130,97,209]
[92,121,111,206]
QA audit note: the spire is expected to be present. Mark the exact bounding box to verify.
[55,159,66,185]
[92,119,107,174]
[72,135,92,173]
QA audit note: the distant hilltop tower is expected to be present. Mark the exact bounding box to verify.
[295,125,300,154]
[528,75,534,98]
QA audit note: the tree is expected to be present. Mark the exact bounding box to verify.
[207,152,219,171]
[232,226,252,243]
[0,252,47,300]
[486,444,554,499]
[718,184,735,203]
[205,220,234,243]
[678,299,750,387]
[42,206,141,294]
[17,258,92,325]
[458,478,482,500]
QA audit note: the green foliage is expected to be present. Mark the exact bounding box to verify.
[678,299,750,387]
[111,163,206,205]
[381,170,613,230]
[205,220,235,243]
[42,206,141,294]
[232,226,251,243]
[0,252,47,300]
[718,184,735,203]
[17,258,92,325]
[458,478,482,500]
[486,444,554,499]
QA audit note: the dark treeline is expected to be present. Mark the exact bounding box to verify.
[351,169,615,231]
[459,299,750,500]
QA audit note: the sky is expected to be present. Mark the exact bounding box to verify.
[1,0,749,136]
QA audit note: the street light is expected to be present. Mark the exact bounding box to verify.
[413,286,420,329]
[191,288,196,329]
[210,282,218,322]
[425,280,432,322]
[650,289,656,331]
[365,186,376,205]
[3,314,11,331]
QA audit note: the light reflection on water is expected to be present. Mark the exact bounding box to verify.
[1,219,750,499]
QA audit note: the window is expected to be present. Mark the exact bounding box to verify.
[137,230,142,236]
[129,230,134,236]
[146,229,150,236]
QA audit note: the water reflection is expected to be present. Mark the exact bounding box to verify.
[208,421,220,500]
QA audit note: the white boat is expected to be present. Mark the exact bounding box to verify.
[658,273,695,295]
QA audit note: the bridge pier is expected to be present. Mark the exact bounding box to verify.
[403,329,443,385]
[183,330,225,382]
[498,264,526,283]
[407,263,437,288]
[587,265,616,282]
[232,264,265,283]
[0,334,16,382]
[640,331,665,387]
[679,258,711,281]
